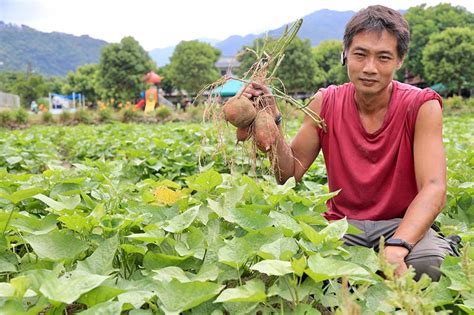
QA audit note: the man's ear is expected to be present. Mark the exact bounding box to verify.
[340,51,347,66]
[396,57,405,70]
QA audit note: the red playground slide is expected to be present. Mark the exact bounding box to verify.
[134,99,145,110]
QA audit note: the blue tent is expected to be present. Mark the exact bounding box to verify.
[51,92,82,100]
[211,79,245,97]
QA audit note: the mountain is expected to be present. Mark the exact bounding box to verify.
[149,9,355,67]
[0,21,108,77]
[149,37,220,67]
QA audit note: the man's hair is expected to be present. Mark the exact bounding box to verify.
[343,5,410,59]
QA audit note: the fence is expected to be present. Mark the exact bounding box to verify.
[0,91,20,110]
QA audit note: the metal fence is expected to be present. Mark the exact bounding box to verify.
[0,91,20,110]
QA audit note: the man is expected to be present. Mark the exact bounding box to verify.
[242,5,454,280]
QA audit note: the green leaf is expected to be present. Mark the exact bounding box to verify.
[230,207,272,231]
[291,256,307,277]
[6,156,22,165]
[155,279,224,314]
[218,237,253,268]
[76,235,119,275]
[78,301,123,315]
[215,279,266,303]
[77,286,126,308]
[143,252,192,270]
[117,290,155,309]
[300,222,325,245]
[33,194,67,211]
[305,254,372,282]
[345,246,379,273]
[23,230,88,261]
[258,237,299,260]
[223,186,246,210]
[10,214,58,235]
[250,260,293,276]
[40,271,109,304]
[187,170,222,193]
[320,218,348,240]
[126,225,166,243]
[162,205,199,233]
[268,211,302,236]
[10,187,44,204]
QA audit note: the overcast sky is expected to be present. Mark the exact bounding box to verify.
[1,0,473,50]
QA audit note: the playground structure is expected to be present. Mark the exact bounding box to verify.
[135,71,174,113]
[48,92,84,114]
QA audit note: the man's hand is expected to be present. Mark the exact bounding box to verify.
[384,246,409,276]
[241,82,279,117]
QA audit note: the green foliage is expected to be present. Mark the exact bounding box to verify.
[312,40,349,87]
[0,110,13,127]
[169,40,221,95]
[74,108,94,124]
[98,36,156,102]
[121,108,141,123]
[63,64,102,103]
[422,27,474,95]
[41,111,53,123]
[98,108,114,123]
[0,23,107,76]
[401,3,474,83]
[14,108,29,124]
[0,116,472,313]
[274,37,318,94]
[59,110,72,123]
[156,64,174,94]
[155,105,172,121]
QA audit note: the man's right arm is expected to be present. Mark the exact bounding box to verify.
[271,92,324,184]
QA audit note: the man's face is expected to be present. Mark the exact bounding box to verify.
[346,30,403,96]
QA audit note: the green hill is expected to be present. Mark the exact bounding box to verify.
[0,22,107,77]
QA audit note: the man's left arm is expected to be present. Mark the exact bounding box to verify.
[384,99,446,275]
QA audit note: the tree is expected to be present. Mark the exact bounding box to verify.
[274,37,317,94]
[98,36,156,102]
[157,64,174,95]
[312,40,348,87]
[6,73,49,107]
[401,4,474,83]
[236,36,318,94]
[63,64,101,104]
[168,40,220,95]
[422,27,474,95]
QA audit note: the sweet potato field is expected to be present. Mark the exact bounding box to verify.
[0,116,473,314]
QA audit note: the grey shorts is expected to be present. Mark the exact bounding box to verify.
[344,218,456,280]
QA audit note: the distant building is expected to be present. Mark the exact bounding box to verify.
[215,56,240,76]
[0,91,20,110]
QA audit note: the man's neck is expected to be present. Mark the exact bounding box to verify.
[354,82,393,115]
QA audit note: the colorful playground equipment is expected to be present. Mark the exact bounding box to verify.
[133,71,177,112]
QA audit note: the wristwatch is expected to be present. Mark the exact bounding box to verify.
[385,238,414,252]
[274,113,282,125]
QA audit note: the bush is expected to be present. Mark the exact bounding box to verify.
[121,108,141,123]
[0,110,13,127]
[59,110,72,123]
[74,109,93,124]
[155,105,172,121]
[98,108,114,123]
[14,108,29,124]
[444,95,464,109]
[41,111,54,123]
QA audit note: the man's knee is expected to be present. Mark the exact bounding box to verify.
[406,255,444,281]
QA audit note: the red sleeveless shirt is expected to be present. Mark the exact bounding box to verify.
[318,80,442,220]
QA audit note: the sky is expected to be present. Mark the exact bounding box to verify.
[1,0,473,51]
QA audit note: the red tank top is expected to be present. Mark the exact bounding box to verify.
[318,80,442,220]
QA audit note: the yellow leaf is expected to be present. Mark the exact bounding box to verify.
[154,186,182,205]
